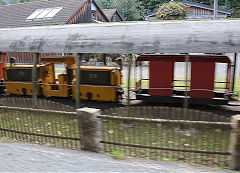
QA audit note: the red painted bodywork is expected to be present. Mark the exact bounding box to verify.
[149,61,174,96]
[136,54,231,99]
[190,62,215,98]
[0,53,7,80]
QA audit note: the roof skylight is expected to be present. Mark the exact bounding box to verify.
[45,7,63,18]
[35,8,53,19]
[26,9,44,20]
[26,7,63,20]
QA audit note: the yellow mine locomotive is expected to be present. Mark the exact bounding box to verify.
[3,56,123,102]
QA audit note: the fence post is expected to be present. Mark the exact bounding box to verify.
[230,115,240,170]
[77,107,103,153]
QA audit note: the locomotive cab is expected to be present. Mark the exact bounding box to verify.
[40,56,75,97]
[69,65,123,102]
[4,64,43,96]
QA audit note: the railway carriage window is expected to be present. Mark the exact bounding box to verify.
[54,64,66,79]
[215,62,227,92]
[6,68,39,81]
[80,71,111,85]
[174,62,191,92]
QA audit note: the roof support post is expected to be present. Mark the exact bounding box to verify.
[32,52,39,107]
[127,54,133,107]
[183,54,190,118]
[75,53,82,109]
[214,0,218,19]
[103,54,107,65]
[231,53,238,92]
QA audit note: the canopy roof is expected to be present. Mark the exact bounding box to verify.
[137,54,231,63]
[0,20,240,54]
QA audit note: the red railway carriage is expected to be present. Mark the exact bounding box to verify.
[135,54,231,105]
[0,53,7,93]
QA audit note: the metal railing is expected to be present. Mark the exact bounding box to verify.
[101,107,231,168]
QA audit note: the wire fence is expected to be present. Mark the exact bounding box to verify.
[0,103,80,150]
[0,98,234,169]
[102,107,232,168]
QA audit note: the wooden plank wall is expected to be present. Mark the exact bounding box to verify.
[189,6,228,15]
[67,0,91,24]
[6,52,62,63]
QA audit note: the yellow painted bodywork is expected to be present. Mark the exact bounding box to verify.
[70,65,122,102]
[5,82,41,96]
[42,74,70,97]
[4,65,42,96]
[4,56,122,102]
[41,63,70,97]
[72,85,118,102]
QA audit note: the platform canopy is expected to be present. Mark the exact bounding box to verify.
[0,20,240,54]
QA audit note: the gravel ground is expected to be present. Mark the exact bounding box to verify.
[0,141,235,173]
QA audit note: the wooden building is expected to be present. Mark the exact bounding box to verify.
[0,0,109,63]
[145,1,232,21]
[102,9,124,22]
[184,1,232,19]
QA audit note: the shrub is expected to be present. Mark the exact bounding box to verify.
[157,2,188,20]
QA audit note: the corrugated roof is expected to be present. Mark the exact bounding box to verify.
[0,0,88,28]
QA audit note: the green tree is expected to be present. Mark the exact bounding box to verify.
[157,2,188,20]
[96,0,143,21]
[95,0,114,9]
[0,1,5,5]
[0,0,6,5]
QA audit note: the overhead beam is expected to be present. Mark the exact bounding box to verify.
[0,20,240,54]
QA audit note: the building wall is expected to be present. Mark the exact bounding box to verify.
[6,52,63,63]
[109,12,123,22]
[145,6,229,21]
[188,6,227,16]
[67,0,92,24]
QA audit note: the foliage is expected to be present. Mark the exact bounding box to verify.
[157,2,188,20]
[0,0,6,5]
[137,0,240,18]
[2,0,240,19]
[96,0,143,21]
[111,150,125,159]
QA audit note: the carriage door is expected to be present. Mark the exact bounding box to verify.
[190,62,215,98]
[149,61,174,96]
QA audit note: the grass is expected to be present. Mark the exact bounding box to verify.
[0,109,81,149]
[111,150,125,159]
[102,119,231,168]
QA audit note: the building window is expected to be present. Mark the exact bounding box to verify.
[112,14,117,22]
[91,10,97,22]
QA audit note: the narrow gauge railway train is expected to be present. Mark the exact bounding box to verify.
[2,55,123,102]
[135,54,232,105]
[0,53,234,105]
